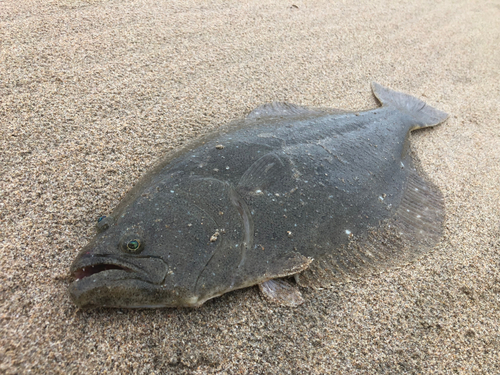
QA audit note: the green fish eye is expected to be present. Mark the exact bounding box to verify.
[127,239,141,252]
[97,216,106,223]
[120,232,144,253]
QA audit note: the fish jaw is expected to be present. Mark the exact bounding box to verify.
[70,255,135,281]
[68,261,204,308]
[69,273,201,308]
[68,251,185,308]
[68,252,244,308]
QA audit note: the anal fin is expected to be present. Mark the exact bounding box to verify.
[298,168,445,288]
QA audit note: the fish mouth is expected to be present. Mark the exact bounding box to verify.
[68,254,186,308]
[68,254,170,308]
[70,256,137,282]
[72,263,133,281]
[69,253,169,287]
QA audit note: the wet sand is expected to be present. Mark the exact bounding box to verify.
[1,0,499,373]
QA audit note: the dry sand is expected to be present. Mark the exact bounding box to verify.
[1,0,499,373]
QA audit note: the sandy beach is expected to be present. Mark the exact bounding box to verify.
[1,0,499,373]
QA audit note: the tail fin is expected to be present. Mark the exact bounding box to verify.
[371,82,448,128]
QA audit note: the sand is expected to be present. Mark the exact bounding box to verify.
[1,0,499,373]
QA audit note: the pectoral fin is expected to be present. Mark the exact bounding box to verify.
[259,279,305,307]
[231,252,313,302]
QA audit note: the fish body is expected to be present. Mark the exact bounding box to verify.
[69,83,447,308]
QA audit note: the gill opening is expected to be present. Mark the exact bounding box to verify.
[229,186,254,288]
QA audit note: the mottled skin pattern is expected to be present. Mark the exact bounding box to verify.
[69,83,447,308]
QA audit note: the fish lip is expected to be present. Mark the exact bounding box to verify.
[70,256,141,282]
[69,268,140,289]
[68,258,150,304]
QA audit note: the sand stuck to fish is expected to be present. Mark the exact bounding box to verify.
[1,0,499,373]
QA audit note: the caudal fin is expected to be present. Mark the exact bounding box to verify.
[372,82,448,129]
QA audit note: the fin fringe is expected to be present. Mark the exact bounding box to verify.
[297,168,445,289]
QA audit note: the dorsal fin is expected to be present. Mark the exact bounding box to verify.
[246,102,320,119]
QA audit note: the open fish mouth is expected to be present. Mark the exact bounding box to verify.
[69,255,172,308]
[73,263,133,281]
[70,255,139,283]
[69,253,169,286]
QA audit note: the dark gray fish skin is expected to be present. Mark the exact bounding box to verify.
[69,83,448,308]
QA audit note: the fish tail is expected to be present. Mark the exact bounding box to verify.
[371,82,448,129]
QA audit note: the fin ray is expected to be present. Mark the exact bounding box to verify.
[297,167,445,288]
[259,279,305,307]
[246,102,321,119]
[237,153,284,193]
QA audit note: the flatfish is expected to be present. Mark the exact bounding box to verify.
[69,83,447,308]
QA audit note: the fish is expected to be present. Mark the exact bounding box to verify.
[69,83,448,308]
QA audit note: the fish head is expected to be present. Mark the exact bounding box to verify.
[68,178,237,308]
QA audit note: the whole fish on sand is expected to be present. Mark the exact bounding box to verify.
[69,83,448,308]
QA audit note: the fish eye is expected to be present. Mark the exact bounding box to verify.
[96,215,114,232]
[127,239,141,252]
[120,234,145,254]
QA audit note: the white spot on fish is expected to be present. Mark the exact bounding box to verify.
[210,231,219,242]
[170,190,175,193]
[186,296,199,305]
[345,230,351,235]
